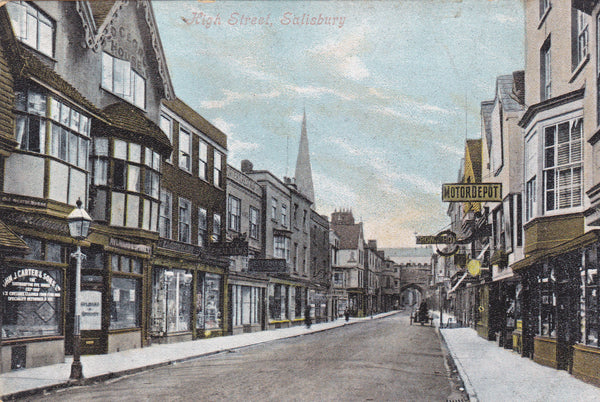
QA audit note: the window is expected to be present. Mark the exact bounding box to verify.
[198,208,207,246]
[178,198,192,243]
[199,141,208,180]
[543,119,583,212]
[160,114,172,162]
[293,243,298,271]
[212,213,221,242]
[581,247,599,347]
[574,9,589,69]
[150,268,192,334]
[303,246,308,274]
[143,147,160,199]
[228,195,241,232]
[271,197,277,220]
[268,284,288,321]
[303,210,308,230]
[7,1,54,57]
[159,190,172,239]
[197,273,222,330]
[539,0,550,19]
[541,38,551,101]
[249,207,260,239]
[110,276,141,330]
[102,52,145,109]
[213,150,222,187]
[281,204,288,227]
[1,267,63,339]
[274,235,290,261]
[333,272,343,287]
[179,128,191,172]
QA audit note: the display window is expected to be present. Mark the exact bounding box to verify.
[232,285,261,326]
[1,267,63,339]
[109,254,142,330]
[196,273,222,330]
[268,283,288,321]
[151,268,193,334]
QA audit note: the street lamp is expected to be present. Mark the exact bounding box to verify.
[67,199,92,381]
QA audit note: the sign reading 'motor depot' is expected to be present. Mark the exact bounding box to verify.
[442,183,502,202]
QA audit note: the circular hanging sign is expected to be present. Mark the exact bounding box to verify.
[434,230,459,257]
[478,305,485,313]
[467,259,481,276]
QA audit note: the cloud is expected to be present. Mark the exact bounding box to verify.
[433,142,463,157]
[200,89,281,109]
[494,14,519,24]
[313,172,358,206]
[211,117,236,135]
[230,139,260,154]
[310,27,371,81]
[283,84,355,101]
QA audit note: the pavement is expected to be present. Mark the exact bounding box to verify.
[2,311,600,401]
[433,312,600,402]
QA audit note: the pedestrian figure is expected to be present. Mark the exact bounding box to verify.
[344,307,350,322]
[305,304,312,328]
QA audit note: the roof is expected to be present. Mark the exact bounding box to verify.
[480,101,494,154]
[0,220,29,255]
[465,139,482,181]
[89,0,117,27]
[18,44,104,119]
[496,74,524,113]
[331,223,362,249]
[101,103,173,158]
[162,98,227,149]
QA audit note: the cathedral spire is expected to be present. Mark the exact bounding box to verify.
[294,109,315,204]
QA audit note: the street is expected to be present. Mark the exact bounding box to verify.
[23,313,465,401]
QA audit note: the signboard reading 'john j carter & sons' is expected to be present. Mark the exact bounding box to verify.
[441,183,502,202]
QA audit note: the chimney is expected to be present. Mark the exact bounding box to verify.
[241,160,253,173]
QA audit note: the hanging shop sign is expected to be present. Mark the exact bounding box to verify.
[416,230,459,256]
[467,259,482,276]
[2,268,61,302]
[210,237,249,256]
[442,183,502,202]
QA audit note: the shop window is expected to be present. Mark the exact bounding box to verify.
[295,287,303,318]
[539,266,556,338]
[197,273,222,330]
[110,276,140,330]
[101,52,145,109]
[1,267,63,339]
[581,248,599,346]
[7,1,55,58]
[151,268,193,334]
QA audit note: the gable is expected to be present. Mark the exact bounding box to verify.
[78,0,174,100]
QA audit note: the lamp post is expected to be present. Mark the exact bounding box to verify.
[67,199,92,381]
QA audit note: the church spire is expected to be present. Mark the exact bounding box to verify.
[294,109,315,204]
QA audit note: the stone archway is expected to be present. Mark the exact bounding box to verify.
[400,284,424,309]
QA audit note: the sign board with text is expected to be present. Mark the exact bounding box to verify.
[442,183,502,202]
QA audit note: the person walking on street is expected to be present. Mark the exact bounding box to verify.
[305,304,312,328]
[344,307,350,322]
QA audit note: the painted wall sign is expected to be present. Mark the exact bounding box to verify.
[248,259,287,272]
[81,290,102,330]
[109,238,152,254]
[442,183,502,202]
[2,268,61,302]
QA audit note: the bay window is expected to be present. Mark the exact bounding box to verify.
[543,118,582,212]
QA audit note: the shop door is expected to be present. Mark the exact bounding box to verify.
[80,280,107,354]
[556,281,578,371]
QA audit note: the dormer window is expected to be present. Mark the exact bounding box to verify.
[7,1,54,58]
[102,52,146,109]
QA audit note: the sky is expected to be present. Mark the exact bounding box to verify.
[152,0,525,248]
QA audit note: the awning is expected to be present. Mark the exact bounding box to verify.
[0,219,29,256]
[511,229,600,271]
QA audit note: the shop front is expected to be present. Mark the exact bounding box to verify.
[229,276,266,335]
[266,280,308,329]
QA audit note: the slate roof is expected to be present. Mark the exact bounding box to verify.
[480,100,494,154]
[331,223,362,249]
[89,0,117,28]
[162,98,227,149]
[101,102,173,158]
[0,220,29,255]
[496,74,525,113]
